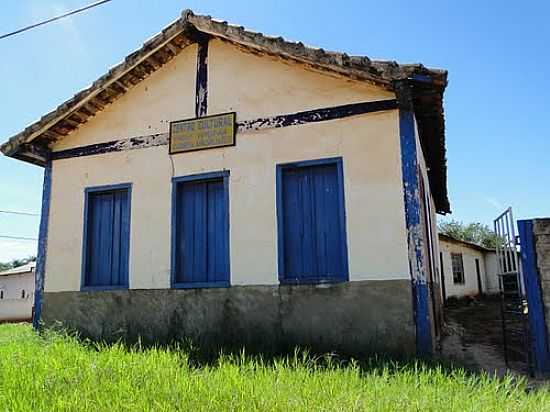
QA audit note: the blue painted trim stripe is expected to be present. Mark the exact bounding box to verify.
[518,219,550,376]
[279,278,347,286]
[33,160,52,329]
[83,182,133,193]
[50,100,398,161]
[172,171,229,184]
[399,106,433,357]
[172,281,230,289]
[81,285,129,292]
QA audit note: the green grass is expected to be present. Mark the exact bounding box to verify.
[0,324,549,411]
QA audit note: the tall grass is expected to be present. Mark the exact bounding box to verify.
[0,323,548,411]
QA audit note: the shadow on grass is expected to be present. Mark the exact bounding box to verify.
[39,320,491,381]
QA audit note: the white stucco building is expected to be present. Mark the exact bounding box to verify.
[1,10,449,356]
[438,234,499,300]
[0,262,35,322]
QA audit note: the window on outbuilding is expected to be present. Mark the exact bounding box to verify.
[451,253,465,284]
[82,184,131,289]
[277,158,348,284]
[21,290,25,299]
[172,172,230,288]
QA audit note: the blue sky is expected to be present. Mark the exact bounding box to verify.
[1,0,549,261]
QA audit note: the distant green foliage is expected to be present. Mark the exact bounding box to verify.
[438,220,501,249]
[0,256,36,272]
[0,324,548,411]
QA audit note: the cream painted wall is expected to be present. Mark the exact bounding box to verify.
[484,252,500,294]
[207,39,394,119]
[439,239,487,298]
[0,272,34,321]
[45,38,410,292]
[53,44,198,151]
[54,39,394,152]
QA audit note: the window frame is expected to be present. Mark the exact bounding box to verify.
[80,183,132,291]
[170,171,231,289]
[276,157,349,285]
[451,252,465,285]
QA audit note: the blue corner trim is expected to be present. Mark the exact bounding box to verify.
[170,170,231,288]
[80,183,132,291]
[33,161,52,329]
[279,278,347,286]
[275,157,349,284]
[518,219,550,376]
[413,282,432,353]
[399,107,433,357]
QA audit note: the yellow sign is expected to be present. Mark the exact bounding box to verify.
[169,112,236,154]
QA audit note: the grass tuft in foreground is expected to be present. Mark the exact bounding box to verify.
[0,323,549,411]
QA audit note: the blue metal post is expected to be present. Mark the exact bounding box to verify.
[396,80,433,357]
[33,160,52,330]
[518,219,550,376]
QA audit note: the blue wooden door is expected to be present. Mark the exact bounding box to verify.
[174,177,229,286]
[280,161,347,282]
[84,188,130,287]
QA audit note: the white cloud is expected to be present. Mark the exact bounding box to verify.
[0,239,37,262]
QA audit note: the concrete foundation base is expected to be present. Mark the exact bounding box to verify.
[41,279,415,356]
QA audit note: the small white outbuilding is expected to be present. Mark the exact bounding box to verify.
[0,262,35,322]
[438,234,499,300]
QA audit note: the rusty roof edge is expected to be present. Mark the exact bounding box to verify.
[186,11,448,88]
[438,233,495,253]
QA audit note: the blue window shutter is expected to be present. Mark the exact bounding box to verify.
[207,180,229,282]
[84,186,130,288]
[279,160,347,283]
[174,175,229,286]
[282,168,304,279]
[313,164,343,277]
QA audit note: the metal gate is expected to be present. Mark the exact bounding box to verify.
[494,207,533,374]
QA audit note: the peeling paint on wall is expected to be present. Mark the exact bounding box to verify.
[396,79,432,356]
[51,100,397,160]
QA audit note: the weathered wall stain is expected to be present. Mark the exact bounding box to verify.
[42,280,415,356]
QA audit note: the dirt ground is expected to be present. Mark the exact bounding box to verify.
[438,296,531,378]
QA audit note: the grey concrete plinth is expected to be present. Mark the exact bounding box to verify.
[42,279,415,356]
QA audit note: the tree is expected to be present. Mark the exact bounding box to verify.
[0,256,36,272]
[438,220,501,249]
[0,262,12,272]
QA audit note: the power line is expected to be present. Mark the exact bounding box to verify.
[0,210,39,217]
[0,0,114,40]
[0,235,38,241]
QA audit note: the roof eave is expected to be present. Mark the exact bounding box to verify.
[0,9,450,213]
